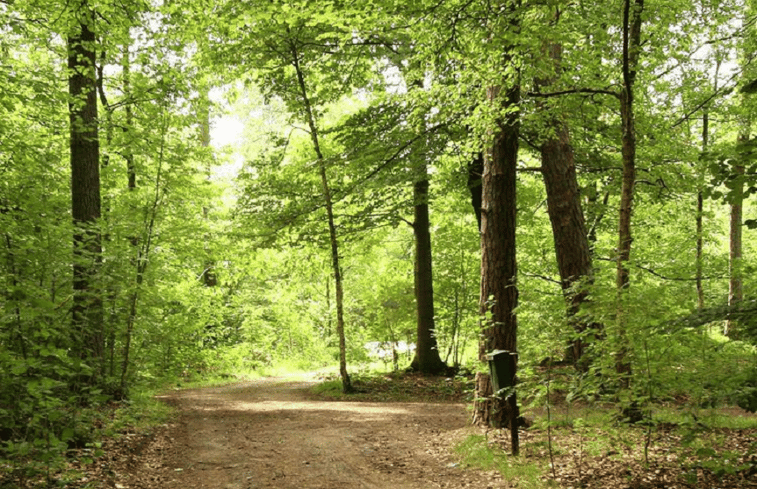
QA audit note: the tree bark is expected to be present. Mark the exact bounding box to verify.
[291,39,352,393]
[696,191,705,311]
[467,152,484,231]
[199,90,218,287]
[615,0,644,423]
[474,82,520,455]
[536,41,597,368]
[68,2,104,375]
[727,162,744,337]
[409,173,447,374]
[696,93,713,311]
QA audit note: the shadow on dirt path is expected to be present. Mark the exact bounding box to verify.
[116,376,507,488]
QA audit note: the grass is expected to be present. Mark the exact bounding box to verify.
[107,388,176,435]
[453,434,549,489]
[309,369,474,403]
[654,405,757,429]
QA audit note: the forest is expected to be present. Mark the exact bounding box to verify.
[2,0,757,486]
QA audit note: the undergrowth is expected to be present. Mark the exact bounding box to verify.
[310,369,474,403]
[454,434,548,489]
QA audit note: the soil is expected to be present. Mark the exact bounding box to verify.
[113,376,504,489]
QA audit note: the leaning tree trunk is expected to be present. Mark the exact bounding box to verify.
[291,40,352,393]
[68,2,104,377]
[474,81,520,456]
[536,41,597,368]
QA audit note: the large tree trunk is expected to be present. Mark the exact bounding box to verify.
[409,171,447,374]
[536,41,597,368]
[541,122,596,365]
[474,82,520,455]
[68,3,104,376]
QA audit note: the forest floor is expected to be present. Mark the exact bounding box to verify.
[107,374,505,489]
[55,372,757,489]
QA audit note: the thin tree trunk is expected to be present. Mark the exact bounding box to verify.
[696,192,705,310]
[290,40,352,393]
[727,162,744,337]
[199,91,217,287]
[120,112,166,392]
[697,106,710,311]
[96,48,118,378]
[697,61,720,311]
[120,42,139,393]
[615,0,644,423]
[468,152,484,231]
[68,2,104,376]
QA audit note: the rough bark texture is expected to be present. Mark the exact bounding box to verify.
[472,372,493,426]
[474,83,520,455]
[541,123,596,363]
[536,42,597,367]
[68,4,104,372]
[409,174,447,374]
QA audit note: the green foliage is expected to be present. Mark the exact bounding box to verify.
[454,434,546,489]
[3,0,757,482]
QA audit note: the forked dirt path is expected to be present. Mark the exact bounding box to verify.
[120,376,507,489]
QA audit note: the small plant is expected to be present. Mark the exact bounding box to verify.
[454,434,547,489]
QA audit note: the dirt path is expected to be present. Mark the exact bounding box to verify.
[117,376,505,489]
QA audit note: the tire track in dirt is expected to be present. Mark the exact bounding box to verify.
[119,376,507,488]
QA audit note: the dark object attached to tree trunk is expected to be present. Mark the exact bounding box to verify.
[474,79,520,455]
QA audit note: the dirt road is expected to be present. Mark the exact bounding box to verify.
[117,376,506,489]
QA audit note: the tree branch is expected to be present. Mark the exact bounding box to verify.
[526,88,620,99]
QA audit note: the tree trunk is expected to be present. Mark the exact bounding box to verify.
[696,191,705,311]
[697,94,713,311]
[536,41,597,368]
[68,3,104,376]
[727,162,744,338]
[615,0,644,423]
[467,152,484,231]
[541,122,596,366]
[199,91,218,287]
[291,40,352,393]
[409,171,447,374]
[474,82,520,455]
